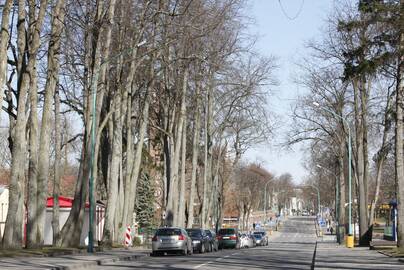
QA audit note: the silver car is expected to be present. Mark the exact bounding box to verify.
[151,227,193,256]
[240,233,254,248]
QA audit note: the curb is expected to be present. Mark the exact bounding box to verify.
[50,253,148,270]
[311,241,318,270]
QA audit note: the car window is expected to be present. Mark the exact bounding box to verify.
[156,228,182,236]
[205,230,212,237]
[218,228,236,235]
[186,229,202,237]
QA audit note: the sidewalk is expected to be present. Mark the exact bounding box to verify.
[0,248,149,270]
[314,242,404,269]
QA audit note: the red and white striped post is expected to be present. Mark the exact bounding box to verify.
[124,225,132,247]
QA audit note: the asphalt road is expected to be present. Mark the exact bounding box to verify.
[91,216,317,270]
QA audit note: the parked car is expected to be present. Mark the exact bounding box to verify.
[151,227,193,256]
[240,233,254,248]
[253,233,264,246]
[186,228,211,253]
[205,229,219,252]
[253,231,268,246]
[250,233,257,247]
[217,228,240,249]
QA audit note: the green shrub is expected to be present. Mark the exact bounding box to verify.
[133,236,142,246]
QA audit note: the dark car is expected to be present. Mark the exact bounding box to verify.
[217,228,240,249]
[205,229,218,252]
[253,231,268,246]
[186,228,211,253]
[253,233,263,246]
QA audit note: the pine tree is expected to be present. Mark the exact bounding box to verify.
[135,172,155,229]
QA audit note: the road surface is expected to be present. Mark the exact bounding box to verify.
[91,216,317,269]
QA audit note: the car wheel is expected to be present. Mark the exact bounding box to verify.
[182,246,188,256]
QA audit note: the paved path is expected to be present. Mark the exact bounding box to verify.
[315,242,404,269]
[0,249,148,270]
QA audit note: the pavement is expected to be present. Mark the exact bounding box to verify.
[0,248,149,270]
[1,217,403,269]
[314,242,404,269]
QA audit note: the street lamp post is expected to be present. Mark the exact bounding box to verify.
[313,101,353,247]
[317,164,340,243]
[88,41,146,253]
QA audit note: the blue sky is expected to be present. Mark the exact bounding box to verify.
[244,0,335,183]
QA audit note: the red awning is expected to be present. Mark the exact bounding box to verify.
[47,196,90,208]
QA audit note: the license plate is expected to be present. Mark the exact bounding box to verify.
[223,236,230,239]
[162,239,174,243]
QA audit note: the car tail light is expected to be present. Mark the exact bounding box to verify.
[230,235,237,240]
[152,236,158,242]
[178,234,185,241]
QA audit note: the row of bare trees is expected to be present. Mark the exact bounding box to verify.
[289,0,403,247]
[0,0,276,249]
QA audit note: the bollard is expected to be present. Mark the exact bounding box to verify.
[346,234,354,248]
[124,225,132,247]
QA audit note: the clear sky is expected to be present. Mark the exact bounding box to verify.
[244,0,335,183]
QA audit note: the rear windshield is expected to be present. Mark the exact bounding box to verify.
[186,229,202,237]
[218,228,236,235]
[205,230,212,237]
[253,234,262,239]
[254,232,264,235]
[156,228,182,236]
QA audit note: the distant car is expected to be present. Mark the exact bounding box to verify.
[186,228,211,253]
[253,233,264,246]
[253,231,268,246]
[205,229,219,252]
[217,228,240,249]
[151,227,193,256]
[302,210,309,216]
[240,233,254,248]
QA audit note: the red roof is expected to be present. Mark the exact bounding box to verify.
[47,196,90,208]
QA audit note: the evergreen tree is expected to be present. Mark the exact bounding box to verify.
[135,172,155,228]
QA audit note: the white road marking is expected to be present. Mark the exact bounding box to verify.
[194,262,209,269]
[194,252,240,269]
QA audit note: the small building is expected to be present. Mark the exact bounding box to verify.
[45,196,105,246]
[0,185,8,238]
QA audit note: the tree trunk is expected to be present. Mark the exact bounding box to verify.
[187,84,201,228]
[369,89,392,229]
[60,0,113,247]
[3,0,47,249]
[396,2,404,248]
[0,0,13,125]
[125,54,153,227]
[178,122,187,227]
[36,0,65,246]
[202,74,214,228]
[166,67,188,226]
[103,89,123,246]
[27,63,39,248]
[52,88,62,246]
[353,78,369,246]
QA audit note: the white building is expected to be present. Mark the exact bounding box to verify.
[0,186,8,238]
